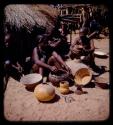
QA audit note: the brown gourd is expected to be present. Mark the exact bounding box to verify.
[34,84,55,102]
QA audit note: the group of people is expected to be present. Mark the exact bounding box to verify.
[4,6,105,84]
[4,24,100,85]
[3,29,70,82]
[31,32,71,77]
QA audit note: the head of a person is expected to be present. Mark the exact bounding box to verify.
[81,8,84,11]
[48,36,61,48]
[35,34,49,50]
[79,27,88,37]
[4,33,12,48]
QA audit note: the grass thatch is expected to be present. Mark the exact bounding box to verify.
[4,4,60,33]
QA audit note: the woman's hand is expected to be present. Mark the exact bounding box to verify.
[78,45,83,49]
[64,65,72,75]
[50,66,58,73]
[12,62,23,73]
[83,48,90,53]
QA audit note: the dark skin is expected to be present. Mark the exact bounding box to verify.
[69,30,96,67]
[4,33,23,74]
[32,37,71,76]
[4,33,12,48]
[52,51,71,72]
[70,31,95,55]
[48,38,61,48]
[32,46,56,73]
[80,32,95,53]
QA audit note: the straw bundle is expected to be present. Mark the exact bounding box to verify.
[4,4,59,33]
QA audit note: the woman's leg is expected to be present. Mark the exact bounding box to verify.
[47,56,62,70]
[32,58,45,76]
[82,52,96,67]
[39,58,45,76]
[89,52,95,67]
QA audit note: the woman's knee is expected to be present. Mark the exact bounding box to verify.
[47,56,56,65]
[32,64,39,73]
[40,58,45,62]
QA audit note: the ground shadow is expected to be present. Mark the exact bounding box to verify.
[84,82,95,88]
[68,90,74,94]
[40,94,60,103]
[74,89,88,95]
[95,55,108,59]
[68,78,75,87]
[25,86,35,92]
[84,80,109,90]
[95,82,109,89]
[69,81,75,87]
[92,65,109,77]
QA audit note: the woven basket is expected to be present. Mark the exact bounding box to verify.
[66,60,92,86]
[74,68,92,85]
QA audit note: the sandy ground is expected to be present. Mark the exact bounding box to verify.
[4,33,110,121]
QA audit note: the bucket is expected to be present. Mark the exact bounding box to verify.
[66,60,92,86]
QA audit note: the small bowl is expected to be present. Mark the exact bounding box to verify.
[94,51,108,58]
[20,73,42,90]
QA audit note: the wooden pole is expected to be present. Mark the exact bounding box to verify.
[70,28,72,43]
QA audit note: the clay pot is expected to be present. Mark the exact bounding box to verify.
[58,87,70,94]
[48,69,69,86]
[60,81,69,88]
[58,81,70,94]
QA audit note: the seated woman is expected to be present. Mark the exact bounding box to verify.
[32,34,71,77]
[69,27,96,68]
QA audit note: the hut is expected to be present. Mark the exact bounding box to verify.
[3,4,60,74]
[4,4,60,34]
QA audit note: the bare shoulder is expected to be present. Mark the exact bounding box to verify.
[33,47,39,53]
[72,37,80,44]
[74,36,80,41]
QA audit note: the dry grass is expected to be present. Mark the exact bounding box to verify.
[4,4,59,33]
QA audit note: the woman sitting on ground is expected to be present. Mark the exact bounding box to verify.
[32,34,71,77]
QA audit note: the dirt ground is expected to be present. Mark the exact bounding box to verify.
[4,32,110,121]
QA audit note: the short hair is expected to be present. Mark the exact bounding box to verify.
[35,34,49,44]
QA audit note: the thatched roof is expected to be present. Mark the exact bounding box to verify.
[4,4,60,34]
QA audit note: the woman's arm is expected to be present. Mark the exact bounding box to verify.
[32,47,52,70]
[83,39,95,52]
[52,51,71,73]
[52,51,65,66]
[90,39,95,52]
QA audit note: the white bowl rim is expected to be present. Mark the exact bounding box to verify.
[20,73,42,84]
[94,50,107,56]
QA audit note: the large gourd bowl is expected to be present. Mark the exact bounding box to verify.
[20,73,42,90]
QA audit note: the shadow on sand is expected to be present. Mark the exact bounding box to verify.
[38,94,61,103]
